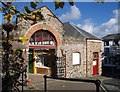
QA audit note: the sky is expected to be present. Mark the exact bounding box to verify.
[0,1,119,38]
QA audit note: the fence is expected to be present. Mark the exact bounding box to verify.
[43,75,108,92]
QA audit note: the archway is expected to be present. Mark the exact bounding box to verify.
[25,24,62,76]
[25,24,62,47]
[28,30,57,76]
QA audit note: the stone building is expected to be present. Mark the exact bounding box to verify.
[14,6,102,78]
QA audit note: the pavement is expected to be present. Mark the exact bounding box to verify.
[102,78,120,92]
[24,74,97,91]
[20,73,120,92]
[86,75,120,92]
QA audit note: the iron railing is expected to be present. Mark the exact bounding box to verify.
[43,75,108,92]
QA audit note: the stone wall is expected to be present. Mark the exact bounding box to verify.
[87,40,102,77]
[0,36,2,77]
[16,6,64,42]
[63,42,87,78]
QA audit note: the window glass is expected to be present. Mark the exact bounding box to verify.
[29,30,56,45]
[109,41,113,46]
[105,41,109,46]
[104,48,109,56]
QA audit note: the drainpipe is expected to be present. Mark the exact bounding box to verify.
[86,38,88,77]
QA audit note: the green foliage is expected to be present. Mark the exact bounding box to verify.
[1,2,17,22]
[24,6,31,13]
[35,0,43,3]
[16,48,23,52]
[95,0,105,3]
[54,0,74,10]
[30,2,37,9]
[4,14,13,21]
[35,11,44,20]
[54,1,65,10]
[67,0,74,6]
[1,1,75,23]
[18,36,28,43]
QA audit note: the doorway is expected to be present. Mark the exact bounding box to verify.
[93,52,99,75]
[28,30,57,75]
[28,49,57,76]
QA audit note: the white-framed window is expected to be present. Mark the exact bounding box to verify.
[109,41,113,46]
[72,52,81,65]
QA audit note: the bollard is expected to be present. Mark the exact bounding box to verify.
[28,79,32,86]
[43,75,47,92]
[22,71,24,92]
[95,80,101,92]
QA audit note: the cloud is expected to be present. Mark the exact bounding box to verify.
[77,9,119,38]
[59,5,81,22]
[80,19,95,34]
[94,9,119,38]
[77,24,82,28]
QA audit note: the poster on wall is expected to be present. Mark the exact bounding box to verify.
[72,53,80,65]
[93,61,96,66]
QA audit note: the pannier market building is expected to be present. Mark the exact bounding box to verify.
[10,6,102,78]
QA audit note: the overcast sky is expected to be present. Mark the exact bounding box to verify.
[0,1,119,38]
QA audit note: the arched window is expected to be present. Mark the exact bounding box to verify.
[29,30,56,46]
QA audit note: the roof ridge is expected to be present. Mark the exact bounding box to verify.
[75,25,99,39]
[69,22,100,40]
[69,22,86,38]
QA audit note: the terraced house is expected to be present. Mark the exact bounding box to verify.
[8,6,102,78]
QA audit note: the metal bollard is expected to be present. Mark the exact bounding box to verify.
[43,75,47,92]
[95,79,101,92]
[22,69,24,92]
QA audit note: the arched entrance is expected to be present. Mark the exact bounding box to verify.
[28,30,57,76]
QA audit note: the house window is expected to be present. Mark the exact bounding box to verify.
[104,48,109,56]
[106,57,111,64]
[72,52,81,65]
[109,41,113,46]
[113,40,119,46]
[118,41,120,46]
[104,41,109,46]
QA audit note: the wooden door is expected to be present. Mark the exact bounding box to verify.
[93,52,98,75]
[29,50,34,73]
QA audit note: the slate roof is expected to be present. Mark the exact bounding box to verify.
[63,22,100,40]
[102,33,120,40]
